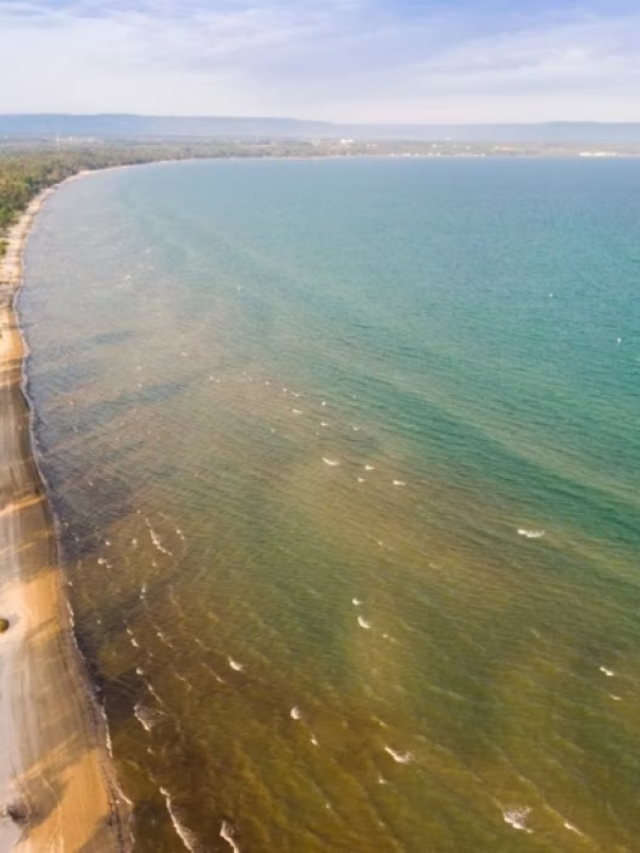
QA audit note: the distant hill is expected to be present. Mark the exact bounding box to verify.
[0,114,332,140]
[2,114,640,144]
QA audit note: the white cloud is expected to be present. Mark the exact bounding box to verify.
[0,0,638,121]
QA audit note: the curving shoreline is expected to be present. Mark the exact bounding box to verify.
[0,180,130,851]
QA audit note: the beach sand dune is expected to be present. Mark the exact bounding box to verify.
[0,191,127,850]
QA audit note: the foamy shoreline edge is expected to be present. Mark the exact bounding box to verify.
[0,172,131,851]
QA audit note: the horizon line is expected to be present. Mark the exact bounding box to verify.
[3,113,640,128]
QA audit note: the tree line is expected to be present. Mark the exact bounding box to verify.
[0,139,359,257]
[3,134,551,256]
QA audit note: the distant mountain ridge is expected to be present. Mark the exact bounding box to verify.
[2,114,640,144]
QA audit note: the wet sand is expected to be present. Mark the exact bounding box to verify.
[0,188,128,850]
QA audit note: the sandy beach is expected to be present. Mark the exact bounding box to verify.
[0,187,128,850]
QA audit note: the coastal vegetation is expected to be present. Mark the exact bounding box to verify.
[0,139,344,256]
[2,136,636,258]
[0,142,245,256]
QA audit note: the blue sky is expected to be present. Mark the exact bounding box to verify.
[0,0,638,121]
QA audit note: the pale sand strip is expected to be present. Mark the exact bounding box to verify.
[0,188,129,850]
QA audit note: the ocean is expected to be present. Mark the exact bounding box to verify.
[20,157,640,851]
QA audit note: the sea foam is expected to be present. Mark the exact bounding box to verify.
[220,821,241,853]
[134,702,156,733]
[502,807,532,833]
[160,786,199,852]
[145,517,173,556]
[384,746,413,764]
[517,528,545,539]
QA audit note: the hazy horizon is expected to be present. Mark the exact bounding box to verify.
[4,112,640,127]
[5,113,640,145]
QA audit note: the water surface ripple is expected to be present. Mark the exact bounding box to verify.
[21,158,640,851]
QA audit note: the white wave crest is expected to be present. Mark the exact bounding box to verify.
[384,746,413,764]
[160,786,199,852]
[220,820,241,853]
[134,702,157,733]
[156,630,173,648]
[126,628,140,649]
[150,528,173,556]
[517,528,545,539]
[503,807,532,833]
[144,517,173,555]
[100,704,114,757]
[147,681,164,705]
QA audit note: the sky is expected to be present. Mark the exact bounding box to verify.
[0,0,639,122]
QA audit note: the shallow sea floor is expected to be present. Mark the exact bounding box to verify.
[21,157,640,851]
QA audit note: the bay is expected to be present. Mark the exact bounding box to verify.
[21,157,640,851]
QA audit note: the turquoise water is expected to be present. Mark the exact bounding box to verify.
[21,158,640,851]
